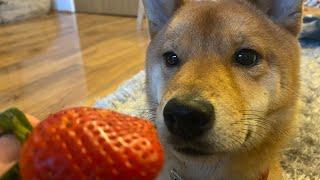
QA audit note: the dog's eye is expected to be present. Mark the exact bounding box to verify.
[163,51,180,67]
[233,49,261,67]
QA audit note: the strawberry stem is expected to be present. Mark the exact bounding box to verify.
[0,108,34,180]
[0,108,33,142]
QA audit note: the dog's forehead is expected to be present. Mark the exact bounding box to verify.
[170,1,263,35]
[163,1,269,55]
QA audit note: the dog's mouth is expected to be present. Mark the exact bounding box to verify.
[174,146,214,156]
[168,135,216,156]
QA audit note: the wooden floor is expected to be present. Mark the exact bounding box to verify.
[0,13,149,119]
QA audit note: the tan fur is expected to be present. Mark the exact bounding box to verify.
[143,0,302,179]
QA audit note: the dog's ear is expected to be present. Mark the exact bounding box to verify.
[249,0,303,36]
[142,0,183,38]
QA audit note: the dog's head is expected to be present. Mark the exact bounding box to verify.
[144,0,302,158]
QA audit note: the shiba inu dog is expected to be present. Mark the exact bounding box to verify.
[143,0,302,179]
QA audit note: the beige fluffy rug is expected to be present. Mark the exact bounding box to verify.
[0,0,50,24]
[95,41,320,179]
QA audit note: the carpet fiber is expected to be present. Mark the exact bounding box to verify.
[95,40,320,179]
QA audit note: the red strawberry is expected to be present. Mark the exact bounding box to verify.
[19,107,164,180]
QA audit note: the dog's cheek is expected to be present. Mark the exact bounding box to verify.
[235,74,271,113]
[256,68,281,111]
[209,101,248,150]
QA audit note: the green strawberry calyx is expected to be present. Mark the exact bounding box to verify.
[0,108,34,180]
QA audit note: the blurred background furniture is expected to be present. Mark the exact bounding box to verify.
[74,0,146,30]
[0,0,51,24]
[75,0,139,16]
[136,0,145,31]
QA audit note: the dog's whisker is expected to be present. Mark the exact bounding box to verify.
[231,118,271,128]
[239,123,288,143]
[241,123,271,130]
[241,118,272,127]
[237,129,266,145]
[240,110,265,113]
[227,134,249,152]
[242,113,267,119]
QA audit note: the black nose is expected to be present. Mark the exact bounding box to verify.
[163,97,215,139]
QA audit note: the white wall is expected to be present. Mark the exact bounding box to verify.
[53,0,75,12]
